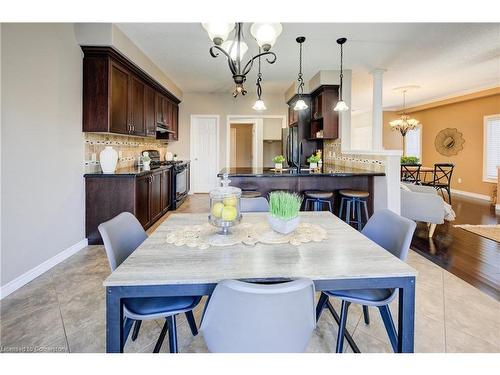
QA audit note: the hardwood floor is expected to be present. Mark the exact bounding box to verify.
[411,194,500,301]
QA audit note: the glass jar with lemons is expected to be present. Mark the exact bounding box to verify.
[209,173,242,235]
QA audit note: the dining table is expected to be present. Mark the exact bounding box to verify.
[103,211,417,353]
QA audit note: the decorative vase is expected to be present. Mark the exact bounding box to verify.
[275,163,283,170]
[99,146,118,174]
[309,162,318,169]
[268,215,300,235]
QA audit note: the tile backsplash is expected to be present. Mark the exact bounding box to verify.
[323,139,385,172]
[84,133,168,173]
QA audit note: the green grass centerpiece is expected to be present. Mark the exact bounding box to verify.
[268,191,303,234]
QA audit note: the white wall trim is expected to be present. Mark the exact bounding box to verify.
[0,238,88,300]
[451,189,491,201]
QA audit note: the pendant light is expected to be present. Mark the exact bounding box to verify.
[334,37,349,112]
[252,48,267,111]
[294,37,308,111]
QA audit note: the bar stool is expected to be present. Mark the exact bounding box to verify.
[339,190,369,230]
[241,191,262,198]
[304,191,333,212]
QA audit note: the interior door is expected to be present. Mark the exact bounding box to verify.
[191,116,219,193]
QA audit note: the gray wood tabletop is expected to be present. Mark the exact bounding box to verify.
[104,212,417,287]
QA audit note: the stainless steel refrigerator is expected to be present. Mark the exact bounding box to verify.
[282,127,299,168]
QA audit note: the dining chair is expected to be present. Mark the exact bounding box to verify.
[98,212,201,353]
[316,209,416,353]
[400,163,421,184]
[240,197,269,212]
[200,279,316,352]
[422,163,454,203]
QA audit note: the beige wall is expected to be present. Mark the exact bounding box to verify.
[383,111,403,150]
[168,92,288,169]
[1,24,85,286]
[383,92,500,196]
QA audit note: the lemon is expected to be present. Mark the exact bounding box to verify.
[211,202,224,218]
[222,206,238,221]
[223,195,238,207]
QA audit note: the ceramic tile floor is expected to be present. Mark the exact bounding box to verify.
[1,197,499,353]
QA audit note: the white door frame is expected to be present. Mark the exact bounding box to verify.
[226,115,286,169]
[190,114,220,193]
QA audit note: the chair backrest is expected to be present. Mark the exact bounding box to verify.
[401,163,421,183]
[200,279,316,353]
[432,163,454,186]
[361,209,416,261]
[98,212,148,271]
[240,197,269,212]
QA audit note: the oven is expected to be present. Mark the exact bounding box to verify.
[171,161,190,209]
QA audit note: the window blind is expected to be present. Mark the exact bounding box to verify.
[485,115,500,181]
[405,126,421,159]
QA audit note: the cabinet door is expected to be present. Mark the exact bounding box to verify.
[110,63,130,135]
[156,93,165,125]
[171,104,179,140]
[144,86,156,137]
[162,97,171,130]
[150,171,163,222]
[130,76,145,136]
[161,169,171,212]
[136,175,151,228]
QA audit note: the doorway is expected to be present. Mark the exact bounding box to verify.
[230,123,254,168]
[190,115,219,193]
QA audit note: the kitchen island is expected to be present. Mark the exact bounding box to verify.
[218,165,385,215]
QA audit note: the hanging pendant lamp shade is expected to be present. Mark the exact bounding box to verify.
[294,36,308,111]
[334,37,349,112]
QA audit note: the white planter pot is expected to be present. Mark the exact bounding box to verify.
[275,163,283,170]
[309,162,318,169]
[268,215,300,235]
[99,146,118,174]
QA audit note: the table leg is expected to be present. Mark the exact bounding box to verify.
[106,286,123,353]
[397,277,416,353]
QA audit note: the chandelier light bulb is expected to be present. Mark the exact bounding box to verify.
[202,22,235,45]
[250,23,283,51]
[222,40,248,61]
[252,99,267,111]
[334,100,349,112]
[294,99,308,111]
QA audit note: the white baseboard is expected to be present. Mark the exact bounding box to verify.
[451,189,491,201]
[0,238,88,300]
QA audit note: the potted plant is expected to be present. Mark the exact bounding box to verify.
[400,156,420,165]
[307,154,321,169]
[268,191,303,234]
[173,153,178,161]
[272,155,285,170]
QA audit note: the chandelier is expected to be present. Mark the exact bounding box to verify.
[202,23,282,97]
[390,89,421,156]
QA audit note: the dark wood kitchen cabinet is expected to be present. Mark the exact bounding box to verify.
[310,85,339,140]
[85,166,173,244]
[82,46,181,141]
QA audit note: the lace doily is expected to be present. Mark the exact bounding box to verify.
[165,221,327,250]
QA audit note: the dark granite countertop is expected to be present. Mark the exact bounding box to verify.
[218,165,385,177]
[84,164,172,178]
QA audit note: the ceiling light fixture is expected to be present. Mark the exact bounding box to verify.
[203,22,281,97]
[334,37,349,112]
[252,48,267,111]
[294,37,308,111]
[389,89,421,156]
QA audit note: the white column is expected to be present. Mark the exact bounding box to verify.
[371,68,386,150]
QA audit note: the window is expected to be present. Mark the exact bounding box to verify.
[484,114,500,182]
[405,125,422,160]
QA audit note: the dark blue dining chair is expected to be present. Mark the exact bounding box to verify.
[316,209,416,353]
[99,212,201,353]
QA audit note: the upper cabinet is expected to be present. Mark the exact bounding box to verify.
[82,46,181,141]
[309,85,339,140]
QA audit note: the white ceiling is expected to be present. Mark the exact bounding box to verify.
[117,23,500,111]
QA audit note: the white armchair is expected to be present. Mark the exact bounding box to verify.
[400,182,445,237]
